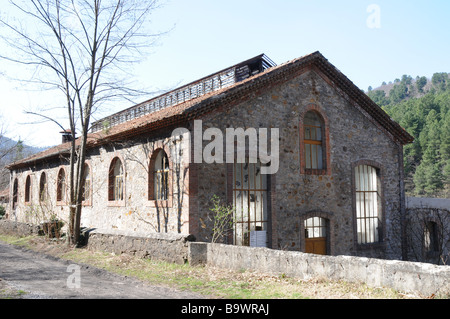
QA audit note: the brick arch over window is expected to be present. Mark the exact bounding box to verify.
[148,144,173,207]
[108,156,125,202]
[299,104,331,175]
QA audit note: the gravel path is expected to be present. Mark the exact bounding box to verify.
[0,241,204,299]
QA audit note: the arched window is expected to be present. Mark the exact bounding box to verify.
[300,106,330,175]
[25,175,32,203]
[82,164,91,203]
[57,168,66,202]
[354,164,381,244]
[153,150,169,201]
[109,157,124,201]
[39,172,47,202]
[12,178,18,209]
[303,111,324,170]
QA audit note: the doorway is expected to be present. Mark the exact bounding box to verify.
[305,217,328,255]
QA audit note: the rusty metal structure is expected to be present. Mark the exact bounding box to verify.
[90,54,277,133]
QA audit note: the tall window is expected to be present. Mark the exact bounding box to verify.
[82,164,91,203]
[39,172,47,202]
[304,111,324,170]
[57,168,66,202]
[233,161,268,247]
[154,150,169,201]
[354,164,381,244]
[109,157,124,201]
[13,178,18,209]
[25,175,32,203]
[424,221,439,253]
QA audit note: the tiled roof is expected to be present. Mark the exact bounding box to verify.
[7,51,413,170]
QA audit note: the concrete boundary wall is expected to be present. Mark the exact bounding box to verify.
[406,197,450,210]
[188,242,450,297]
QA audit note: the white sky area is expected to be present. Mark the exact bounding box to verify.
[1,0,449,148]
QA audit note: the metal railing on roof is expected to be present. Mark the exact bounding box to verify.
[90,54,276,133]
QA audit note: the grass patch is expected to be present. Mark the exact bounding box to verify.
[0,234,36,249]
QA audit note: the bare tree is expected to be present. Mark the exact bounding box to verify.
[0,0,163,245]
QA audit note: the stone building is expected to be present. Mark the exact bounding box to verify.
[6,51,413,260]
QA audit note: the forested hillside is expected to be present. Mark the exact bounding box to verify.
[367,73,450,198]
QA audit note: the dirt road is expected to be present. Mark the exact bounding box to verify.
[0,241,203,299]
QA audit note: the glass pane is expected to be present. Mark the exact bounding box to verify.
[235,163,241,188]
[356,192,363,218]
[316,127,322,141]
[317,145,323,169]
[114,159,123,176]
[304,127,311,140]
[249,164,255,190]
[243,163,249,190]
[304,111,321,126]
[305,144,311,169]
[233,162,268,246]
[311,145,317,169]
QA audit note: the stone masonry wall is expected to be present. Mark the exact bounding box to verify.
[0,219,40,236]
[8,129,192,239]
[84,228,195,264]
[194,69,404,259]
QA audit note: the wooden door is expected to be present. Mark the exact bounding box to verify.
[305,237,327,255]
[305,217,327,255]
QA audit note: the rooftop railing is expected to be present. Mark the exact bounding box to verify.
[90,54,276,133]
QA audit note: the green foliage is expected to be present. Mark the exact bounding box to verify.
[369,73,450,197]
[416,76,427,93]
[0,206,5,219]
[368,90,389,106]
[208,195,235,243]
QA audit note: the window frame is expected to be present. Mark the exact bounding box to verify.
[299,104,331,175]
[81,162,92,206]
[148,147,172,208]
[300,212,333,255]
[108,156,125,206]
[56,167,67,205]
[24,174,32,204]
[352,160,385,248]
[232,161,269,247]
[39,172,48,203]
[12,178,19,210]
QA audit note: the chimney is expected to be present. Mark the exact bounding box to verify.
[60,129,75,144]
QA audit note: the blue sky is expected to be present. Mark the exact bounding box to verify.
[1,0,450,147]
